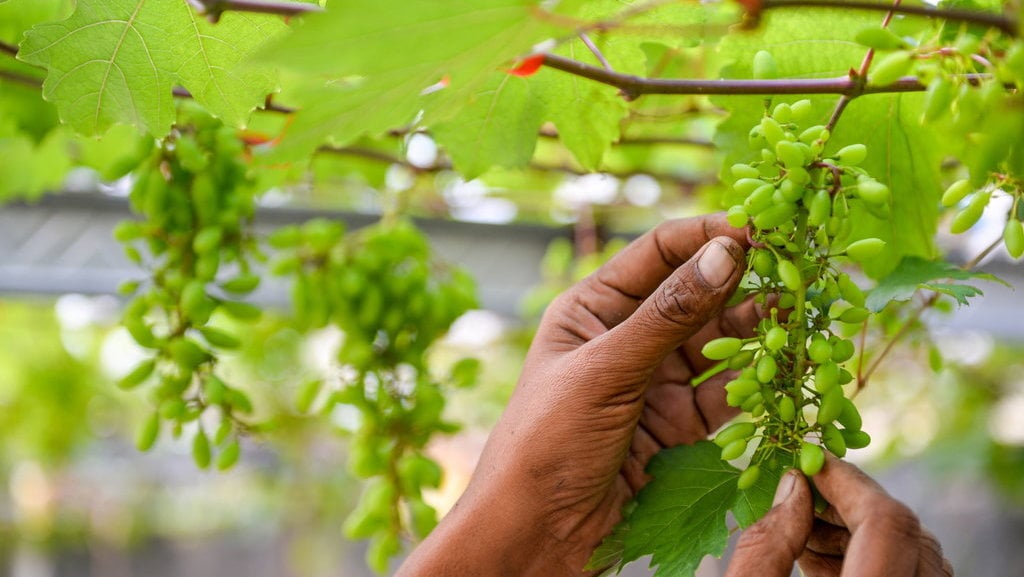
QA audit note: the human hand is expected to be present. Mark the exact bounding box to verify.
[399,214,762,576]
[726,455,953,577]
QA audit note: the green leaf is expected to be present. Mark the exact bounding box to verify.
[18,0,286,136]
[431,73,544,179]
[866,256,1007,311]
[265,0,563,159]
[732,449,789,528]
[621,441,740,577]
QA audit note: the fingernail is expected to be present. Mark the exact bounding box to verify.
[772,471,798,507]
[697,241,737,288]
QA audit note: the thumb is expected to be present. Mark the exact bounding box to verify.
[724,470,814,577]
[592,236,746,369]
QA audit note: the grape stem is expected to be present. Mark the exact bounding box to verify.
[760,0,1018,37]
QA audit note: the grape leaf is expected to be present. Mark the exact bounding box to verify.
[732,448,790,528]
[621,441,741,577]
[18,0,286,136]
[431,73,545,179]
[712,10,950,278]
[865,256,1006,311]
[266,0,564,160]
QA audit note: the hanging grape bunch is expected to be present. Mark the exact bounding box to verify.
[114,106,262,470]
[706,98,884,487]
[270,218,478,571]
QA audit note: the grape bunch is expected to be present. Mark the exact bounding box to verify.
[942,174,1024,259]
[115,107,262,470]
[705,100,886,486]
[270,217,477,572]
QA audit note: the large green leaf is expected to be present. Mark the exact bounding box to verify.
[266,0,563,160]
[712,10,947,278]
[621,441,741,577]
[866,256,1006,311]
[18,0,286,136]
[431,73,545,179]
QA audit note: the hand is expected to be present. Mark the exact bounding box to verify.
[399,214,761,576]
[726,455,953,577]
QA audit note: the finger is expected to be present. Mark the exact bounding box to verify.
[797,550,843,577]
[641,370,739,449]
[812,455,922,577]
[725,470,814,577]
[677,294,768,374]
[805,519,850,556]
[575,215,748,329]
[916,529,954,577]
[588,236,746,372]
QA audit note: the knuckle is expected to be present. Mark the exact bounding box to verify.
[648,275,704,330]
[869,498,921,540]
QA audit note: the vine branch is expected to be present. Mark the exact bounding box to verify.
[761,0,1019,37]
[184,0,323,20]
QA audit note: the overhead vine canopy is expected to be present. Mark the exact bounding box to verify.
[0,0,1022,574]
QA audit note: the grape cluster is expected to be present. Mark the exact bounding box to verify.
[115,107,263,470]
[943,175,1024,258]
[270,218,477,572]
[706,100,886,485]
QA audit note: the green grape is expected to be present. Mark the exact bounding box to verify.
[808,337,832,364]
[203,375,226,405]
[756,355,778,383]
[727,205,749,228]
[777,259,802,291]
[790,100,813,123]
[923,78,954,122]
[752,250,775,278]
[855,177,890,207]
[870,51,913,85]
[398,454,444,489]
[367,534,401,574]
[725,378,761,398]
[837,398,863,432]
[836,144,867,165]
[1004,219,1024,259]
[199,327,241,349]
[776,140,805,169]
[941,179,973,207]
[753,50,777,80]
[814,362,839,393]
[817,388,845,425]
[216,439,241,471]
[778,396,796,422]
[950,199,987,234]
[721,438,749,461]
[800,442,825,476]
[714,421,756,447]
[119,360,156,390]
[192,226,223,255]
[807,189,831,227]
[702,337,744,360]
[799,125,828,143]
[841,429,872,449]
[737,464,761,490]
[221,273,260,294]
[136,412,160,451]
[192,428,211,469]
[831,338,856,363]
[761,117,786,146]
[837,274,865,307]
[845,238,886,262]
[765,327,788,351]
[773,103,793,124]
[753,204,797,230]
[821,423,847,457]
[744,184,776,215]
[731,163,761,180]
[839,307,870,324]
[409,498,439,538]
[855,27,908,50]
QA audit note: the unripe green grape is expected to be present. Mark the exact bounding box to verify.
[192,226,223,255]
[761,117,786,146]
[776,140,804,169]
[821,423,848,457]
[950,200,986,234]
[839,306,870,324]
[941,179,973,207]
[714,421,757,447]
[741,391,764,413]
[744,184,776,215]
[159,398,187,420]
[367,534,401,574]
[870,51,914,85]
[181,280,210,322]
[831,338,856,363]
[192,428,211,469]
[137,412,160,451]
[203,374,226,405]
[217,439,241,471]
[731,163,761,180]
[1003,219,1024,259]
[748,126,767,149]
[777,259,802,291]
[756,355,778,383]
[799,125,828,144]
[409,498,439,538]
[734,176,767,195]
[702,337,744,360]
[754,203,798,230]
[195,253,219,282]
[856,177,890,206]
[800,442,825,476]
[169,338,209,371]
[220,300,261,321]
[815,361,840,393]
[721,438,749,461]
[846,238,886,262]
[726,391,746,407]
[778,293,796,309]
[836,144,867,165]
[773,102,793,123]
[790,99,813,123]
[765,326,788,351]
[119,359,156,390]
[738,464,762,490]
[398,454,444,490]
[855,27,908,50]
[728,349,756,370]
[923,78,954,122]
[837,274,866,307]
[221,274,260,294]
[786,166,810,186]
[766,232,788,246]
[807,189,831,227]
[778,179,803,203]
[753,50,777,80]
[817,388,845,425]
[778,396,796,423]
[199,326,241,349]
[752,250,775,277]
[727,206,749,228]
[841,429,872,449]
[837,398,863,431]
